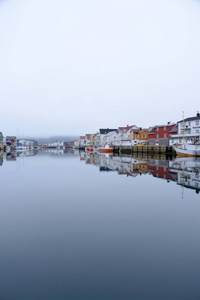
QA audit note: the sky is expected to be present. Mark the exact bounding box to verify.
[0,0,200,137]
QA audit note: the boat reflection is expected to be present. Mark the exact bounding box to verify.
[169,157,200,194]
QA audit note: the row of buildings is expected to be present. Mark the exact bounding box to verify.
[0,133,38,150]
[75,113,200,148]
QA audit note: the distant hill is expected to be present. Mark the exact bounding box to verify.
[21,136,79,144]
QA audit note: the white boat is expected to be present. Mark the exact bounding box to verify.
[173,112,200,157]
[173,142,200,157]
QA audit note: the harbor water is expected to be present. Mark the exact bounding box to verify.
[0,150,200,300]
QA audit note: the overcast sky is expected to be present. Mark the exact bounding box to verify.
[0,0,200,137]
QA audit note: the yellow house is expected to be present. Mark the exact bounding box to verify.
[130,128,149,144]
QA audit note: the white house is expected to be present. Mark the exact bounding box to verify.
[112,125,140,146]
[102,131,118,146]
[169,113,200,145]
[79,136,86,147]
[99,129,117,146]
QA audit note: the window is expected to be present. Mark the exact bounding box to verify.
[164,126,166,130]
[157,127,159,132]
[188,122,191,126]
[164,134,166,138]
[196,120,199,125]
[157,134,159,138]
[196,130,199,133]
[142,134,146,138]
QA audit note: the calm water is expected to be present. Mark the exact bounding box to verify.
[0,150,200,300]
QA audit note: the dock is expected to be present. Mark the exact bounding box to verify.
[113,145,176,157]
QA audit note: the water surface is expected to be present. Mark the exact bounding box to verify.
[0,151,200,300]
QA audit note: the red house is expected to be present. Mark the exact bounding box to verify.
[148,123,177,146]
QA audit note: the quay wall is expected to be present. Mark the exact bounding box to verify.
[113,145,176,157]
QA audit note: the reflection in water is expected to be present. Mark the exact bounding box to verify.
[0,149,200,300]
[79,152,200,195]
[1,149,200,195]
[169,157,200,194]
[0,150,38,165]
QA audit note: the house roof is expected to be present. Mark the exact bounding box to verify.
[177,113,200,123]
[99,129,117,134]
[80,136,86,139]
[104,131,117,137]
[118,125,140,133]
[85,134,92,139]
[148,128,155,134]
[140,128,149,133]
[130,129,140,133]
[169,124,178,133]
[148,124,175,134]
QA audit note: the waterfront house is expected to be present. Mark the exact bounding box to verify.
[112,125,140,146]
[93,133,100,147]
[102,131,118,146]
[90,134,97,147]
[131,128,149,145]
[79,136,86,147]
[148,123,176,146]
[85,134,92,146]
[168,113,200,145]
[99,129,117,146]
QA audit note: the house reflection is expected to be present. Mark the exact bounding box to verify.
[79,152,200,194]
[0,150,38,164]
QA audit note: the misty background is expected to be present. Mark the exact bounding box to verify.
[0,0,200,138]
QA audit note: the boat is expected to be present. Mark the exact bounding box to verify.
[173,142,200,157]
[86,147,93,153]
[173,112,200,157]
[97,145,113,154]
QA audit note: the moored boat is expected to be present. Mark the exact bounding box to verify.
[173,142,200,157]
[97,145,113,154]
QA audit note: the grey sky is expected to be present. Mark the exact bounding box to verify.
[0,0,200,137]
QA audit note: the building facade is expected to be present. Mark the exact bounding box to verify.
[169,113,200,145]
[148,124,177,145]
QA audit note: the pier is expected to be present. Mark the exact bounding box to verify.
[113,145,176,157]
